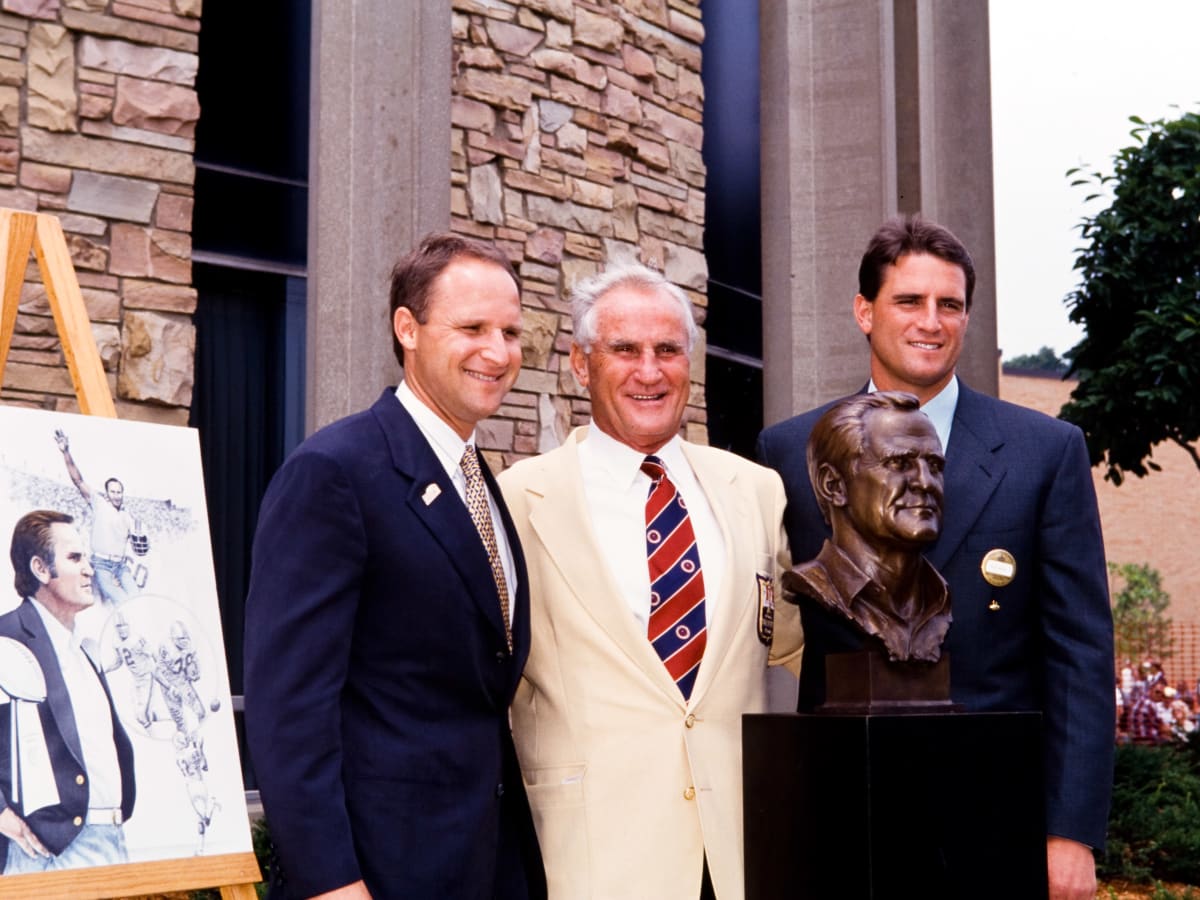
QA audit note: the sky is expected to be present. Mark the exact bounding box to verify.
[989,1,1200,360]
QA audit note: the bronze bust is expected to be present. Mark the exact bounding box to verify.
[784,391,951,663]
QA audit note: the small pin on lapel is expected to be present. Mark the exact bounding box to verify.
[422,483,442,505]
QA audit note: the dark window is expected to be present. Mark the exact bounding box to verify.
[702,0,763,458]
[190,0,311,787]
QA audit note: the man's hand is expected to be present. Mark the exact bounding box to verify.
[1047,835,1096,900]
[313,880,371,899]
[0,807,49,860]
[53,429,69,453]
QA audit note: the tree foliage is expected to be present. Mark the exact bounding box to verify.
[1059,109,1200,484]
[1003,345,1068,374]
[1109,561,1173,666]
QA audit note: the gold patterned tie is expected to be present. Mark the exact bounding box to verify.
[461,446,513,651]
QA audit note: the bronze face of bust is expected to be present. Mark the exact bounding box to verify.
[785,391,952,663]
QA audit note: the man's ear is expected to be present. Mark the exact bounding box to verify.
[569,343,589,389]
[29,555,51,587]
[815,462,847,508]
[853,294,873,337]
[393,306,418,355]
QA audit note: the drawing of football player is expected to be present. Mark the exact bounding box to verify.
[55,429,151,606]
[153,621,212,736]
[103,612,156,729]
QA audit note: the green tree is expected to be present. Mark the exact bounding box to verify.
[1003,345,1068,373]
[1059,109,1200,484]
[1109,561,1172,666]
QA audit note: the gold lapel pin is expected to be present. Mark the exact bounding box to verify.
[981,548,1016,587]
[981,548,1015,612]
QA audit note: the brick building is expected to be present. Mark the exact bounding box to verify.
[1001,370,1200,628]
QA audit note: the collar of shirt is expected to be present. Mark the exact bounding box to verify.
[578,422,690,492]
[867,375,958,453]
[29,595,82,661]
[396,381,477,487]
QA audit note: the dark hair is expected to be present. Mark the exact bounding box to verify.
[11,510,73,599]
[807,392,922,524]
[857,216,975,310]
[104,477,123,493]
[388,232,520,367]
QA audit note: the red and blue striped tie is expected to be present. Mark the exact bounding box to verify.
[642,455,706,700]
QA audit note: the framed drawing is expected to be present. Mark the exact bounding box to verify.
[0,404,254,886]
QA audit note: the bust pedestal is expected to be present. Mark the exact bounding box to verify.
[742,709,1047,899]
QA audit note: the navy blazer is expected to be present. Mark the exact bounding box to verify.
[244,390,544,899]
[757,382,1115,849]
[0,600,136,869]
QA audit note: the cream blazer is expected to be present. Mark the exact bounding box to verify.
[499,427,803,900]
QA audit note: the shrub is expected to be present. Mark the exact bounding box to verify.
[1101,733,1200,884]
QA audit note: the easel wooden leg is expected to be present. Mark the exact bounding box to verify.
[0,208,36,392]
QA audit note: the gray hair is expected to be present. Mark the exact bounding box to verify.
[569,263,698,353]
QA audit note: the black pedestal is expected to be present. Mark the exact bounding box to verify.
[743,712,1046,900]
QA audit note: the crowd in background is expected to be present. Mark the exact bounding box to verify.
[1117,659,1199,744]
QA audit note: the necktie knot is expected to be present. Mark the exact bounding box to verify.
[461,446,482,480]
[641,455,666,484]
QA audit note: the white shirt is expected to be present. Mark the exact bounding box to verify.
[89,495,134,559]
[868,375,958,453]
[30,598,123,810]
[396,382,516,623]
[576,425,726,629]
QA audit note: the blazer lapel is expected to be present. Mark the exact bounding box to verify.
[679,444,755,707]
[523,429,684,703]
[18,601,85,771]
[928,384,1008,570]
[370,392,509,648]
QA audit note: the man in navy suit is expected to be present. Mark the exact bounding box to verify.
[245,233,545,899]
[757,217,1114,900]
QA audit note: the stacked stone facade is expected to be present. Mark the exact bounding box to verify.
[450,0,708,468]
[0,0,199,425]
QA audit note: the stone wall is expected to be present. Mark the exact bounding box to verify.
[0,0,199,425]
[451,0,707,468]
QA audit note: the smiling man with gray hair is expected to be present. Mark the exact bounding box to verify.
[499,262,802,900]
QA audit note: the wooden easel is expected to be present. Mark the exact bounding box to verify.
[0,208,261,898]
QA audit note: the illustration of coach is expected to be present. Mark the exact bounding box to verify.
[784,392,952,663]
[55,429,150,606]
[0,510,136,874]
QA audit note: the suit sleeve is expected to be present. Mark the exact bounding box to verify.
[244,449,368,896]
[763,470,804,675]
[1037,426,1115,848]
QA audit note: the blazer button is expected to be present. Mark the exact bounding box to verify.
[76,774,85,785]
[684,714,696,728]
[683,786,696,801]
[73,816,83,826]
[495,783,505,798]
[496,650,507,662]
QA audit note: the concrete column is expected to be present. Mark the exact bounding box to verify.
[918,2,998,395]
[759,0,997,425]
[759,0,897,426]
[307,0,451,430]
